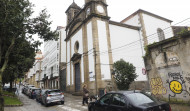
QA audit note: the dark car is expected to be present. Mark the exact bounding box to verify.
[41,89,64,107]
[28,87,41,99]
[23,85,35,94]
[88,90,171,111]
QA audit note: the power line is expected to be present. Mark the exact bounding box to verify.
[97,18,190,55]
[64,18,190,66]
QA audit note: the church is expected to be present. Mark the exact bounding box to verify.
[63,0,174,95]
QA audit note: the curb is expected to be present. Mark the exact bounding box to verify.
[4,104,23,107]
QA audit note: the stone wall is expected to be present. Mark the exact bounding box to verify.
[129,81,150,91]
[144,35,190,102]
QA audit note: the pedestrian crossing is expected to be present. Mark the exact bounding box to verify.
[58,105,87,111]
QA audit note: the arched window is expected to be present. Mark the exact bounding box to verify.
[157,28,165,41]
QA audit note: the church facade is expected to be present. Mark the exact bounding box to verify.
[62,0,176,95]
[65,0,145,95]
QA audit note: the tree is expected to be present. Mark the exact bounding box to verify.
[113,59,138,90]
[0,0,58,110]
[3,38,36,91]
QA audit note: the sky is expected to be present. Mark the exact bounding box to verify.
[30,0,190,51]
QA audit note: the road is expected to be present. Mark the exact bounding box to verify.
[4,87,88,111]
[5,86,190,111]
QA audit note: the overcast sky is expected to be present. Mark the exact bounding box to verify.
[30,0,190,29]
[30,0,190,51]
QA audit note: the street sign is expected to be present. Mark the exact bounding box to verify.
[142,68,146,75]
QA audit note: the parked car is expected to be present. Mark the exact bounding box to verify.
[88,90,171,111]
[22,85,27,93]
[36,89,46,103]
[24,85,35,95]
[28,87,41,99]
[3,85,10,91]
[41,89,64,106]
[3,85,17,92]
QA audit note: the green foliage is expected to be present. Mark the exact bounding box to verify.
[2,91,15,97]
[2,37,35,85]
[0,1,58,109]
[144,45,149,58]
[0,0,58,80]
[3,96,22,106]
[177,28,190,37]
[113,59,137,90]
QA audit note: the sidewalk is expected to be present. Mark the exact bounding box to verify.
[170,104,190,111]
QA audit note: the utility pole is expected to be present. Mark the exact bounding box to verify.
[94,48,98,96]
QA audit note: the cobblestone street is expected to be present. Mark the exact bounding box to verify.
[4,87,88,111]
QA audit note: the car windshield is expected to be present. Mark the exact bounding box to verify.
[34,89,41,93]
[48,90,61,94]
[126,93,154,106]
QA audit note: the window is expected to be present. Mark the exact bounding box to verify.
[74,41,79,53]
[57,53,59,61]
[126,93,154,106]
[110,94,126,106]
[100,94,112,105]
[157,28,165,41]
[57,42,59,50]
[51,67,53,75]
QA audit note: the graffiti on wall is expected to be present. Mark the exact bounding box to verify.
[183,71,190,84]
[169,80,183,94]
[150,77,167,95]
[167,72,185,100]
[183,71,190,92]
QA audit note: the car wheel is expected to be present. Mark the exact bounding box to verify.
[61,101,64,104]
[44,101,48,107]
[90,107,95,111]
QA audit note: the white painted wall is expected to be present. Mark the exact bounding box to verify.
[109,24,147,81]
[87,22,95,81]
[35,72,39,81]
[97,20,111,80]
[142,13,174,44]
[67,41,70,85]
[70,29,84,84]
[122,14,140,27]
[59,28,66,63]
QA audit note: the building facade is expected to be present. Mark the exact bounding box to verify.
[24,51,43,88]
[41,26,66,89]
[65,0,147,95]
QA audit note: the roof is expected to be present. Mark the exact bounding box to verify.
[109,20,140,30]
[56,26,65,30]
[121,9,173,23]
[65,2,81,13]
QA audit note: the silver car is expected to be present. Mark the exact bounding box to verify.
[41,89,64,106]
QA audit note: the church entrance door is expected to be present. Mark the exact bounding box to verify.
[75,63,81,92]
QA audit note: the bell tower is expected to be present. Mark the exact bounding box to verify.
[65,1,81,25]
[83,0,113,95]
[84,0,108,19]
